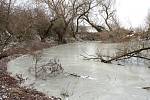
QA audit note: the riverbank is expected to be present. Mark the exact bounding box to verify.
[0,31,146,99]
[0,40,61,100]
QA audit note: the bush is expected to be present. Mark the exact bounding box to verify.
[29,52,63,80]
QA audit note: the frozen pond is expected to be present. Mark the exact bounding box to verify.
[7,42,150,100]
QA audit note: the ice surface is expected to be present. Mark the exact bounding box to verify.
[7,42,150,100]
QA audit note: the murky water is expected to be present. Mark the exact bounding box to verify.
[7,42,150,100]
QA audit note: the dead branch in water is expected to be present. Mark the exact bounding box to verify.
[82,47,150,63]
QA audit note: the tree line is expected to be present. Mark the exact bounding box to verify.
[0,0,118,43]
[0,0,150,59]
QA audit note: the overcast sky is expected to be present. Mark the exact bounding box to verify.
[116,0,150,28]
[16,0,150,29]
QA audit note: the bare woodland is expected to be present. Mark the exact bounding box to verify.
[0,0,149,72]
[0,0,150,99]
[0,0,149,66]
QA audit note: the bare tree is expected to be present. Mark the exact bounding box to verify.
[32,7,51,42]
[76,0,106,32]
[83,14,106,32]
[0,0,13,59]
[40,0,95,43]
[146,10,150,27]
[80,0,116,32]
[99,0,116,31]
[141,10,150,40]
[9,7,35,42]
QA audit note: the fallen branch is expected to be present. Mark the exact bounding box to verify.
[64,72,93,80]
[103,47,150,63]
[82,47,150,63]
[142,87,150,90]
[132,55,150,61]
[80,54,102,60]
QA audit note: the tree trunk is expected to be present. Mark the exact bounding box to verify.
[83,16,105,32]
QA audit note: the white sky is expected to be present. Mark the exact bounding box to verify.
[15,0,150,29]
[116,0,150,28]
